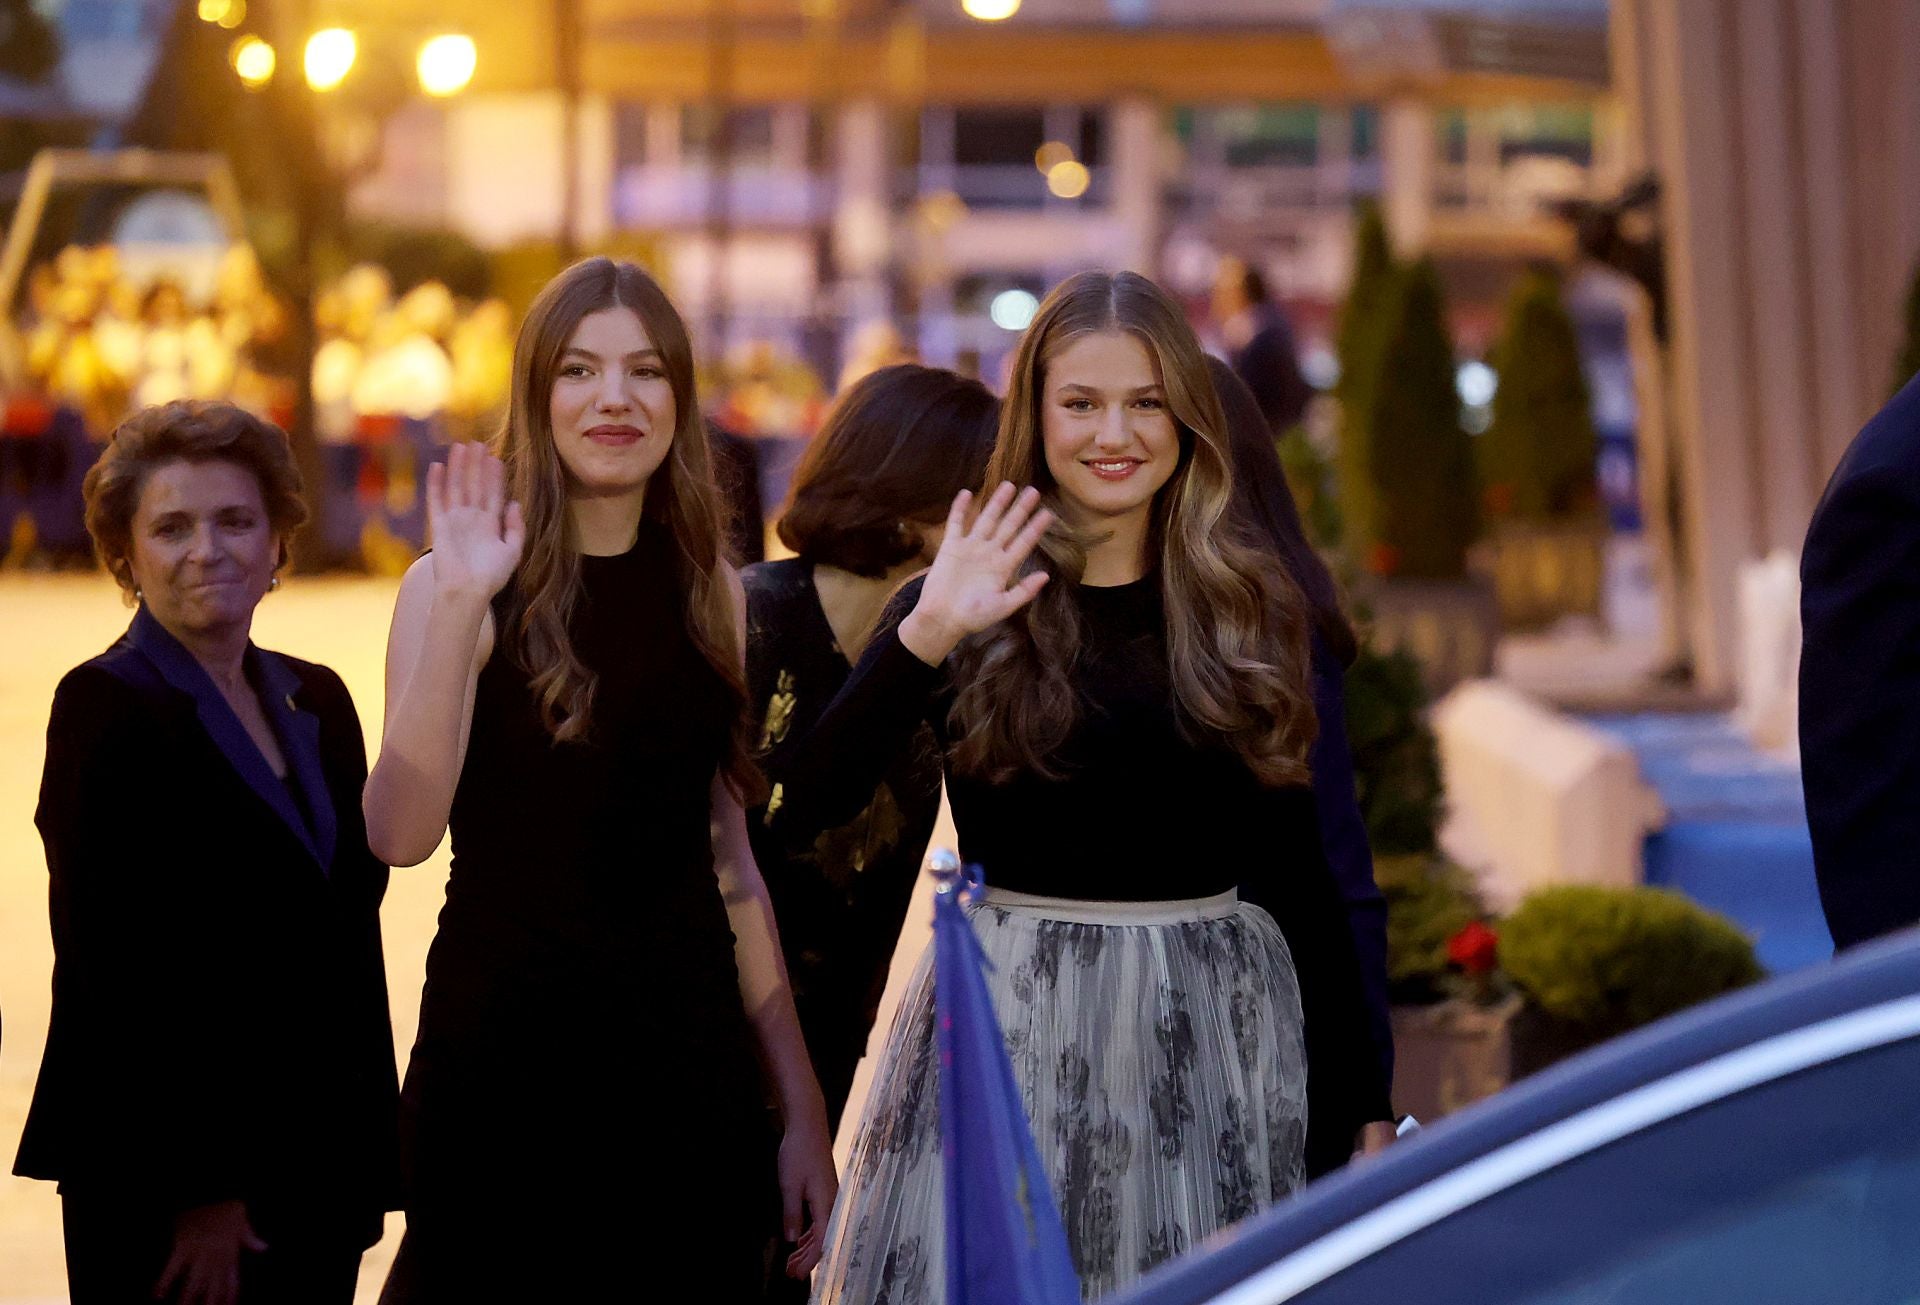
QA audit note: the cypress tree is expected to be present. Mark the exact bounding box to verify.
[1335,201,1395,556]
[1365,258,1478,579]
[1478,267,1598,522]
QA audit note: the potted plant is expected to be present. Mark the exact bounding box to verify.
[1385,875,1764,1120]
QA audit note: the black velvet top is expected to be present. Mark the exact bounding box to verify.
[763,572,1393,1162]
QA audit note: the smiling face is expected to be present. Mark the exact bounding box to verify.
[1039,329,1183,533]
[127,458,280,641]
[547,305,678,499]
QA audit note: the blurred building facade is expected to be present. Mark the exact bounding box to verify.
[339,0,1615,378]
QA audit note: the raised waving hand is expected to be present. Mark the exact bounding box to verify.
[898,483,1054,666]
[428,440,525,600]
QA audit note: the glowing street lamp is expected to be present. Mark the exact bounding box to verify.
[417,34,477,97]
[961,0,1020,19]
[230,35,275,89]
[304,28,357,92]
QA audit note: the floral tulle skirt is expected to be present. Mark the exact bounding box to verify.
[811,888,1309,1304]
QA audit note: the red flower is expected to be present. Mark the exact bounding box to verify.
[1447,920,1499,976]
[1366,541,1402,576]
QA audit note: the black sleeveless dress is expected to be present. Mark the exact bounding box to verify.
[392,524,776,1300]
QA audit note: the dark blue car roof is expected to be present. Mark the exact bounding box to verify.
[1110,928,1920,1305]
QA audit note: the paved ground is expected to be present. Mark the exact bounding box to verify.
[0,573,432,1303]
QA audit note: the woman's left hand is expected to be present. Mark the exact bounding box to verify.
[779,1109,839,1279]
[1354,1119,1399,1159]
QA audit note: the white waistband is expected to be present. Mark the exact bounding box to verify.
[974,886,1241,925]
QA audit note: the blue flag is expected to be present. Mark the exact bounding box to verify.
[931,850,1083,1305]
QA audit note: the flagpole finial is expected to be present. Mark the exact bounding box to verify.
[930,847,963,894]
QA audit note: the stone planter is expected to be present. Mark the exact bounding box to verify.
[1390,998,1608,1121]
[1356,575,1502,699]
[1390,996,1522,1121]
[1472,519,1608,632]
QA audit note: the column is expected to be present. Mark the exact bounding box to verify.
[1380,97,1434,254]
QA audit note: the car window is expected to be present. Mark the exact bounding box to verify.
[1291,1036,1920,1305]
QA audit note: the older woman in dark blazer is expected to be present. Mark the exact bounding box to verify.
[14,400,400,1305]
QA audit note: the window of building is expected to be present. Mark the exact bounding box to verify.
[1216,105,1320,169]
[951,108,1048,168]
[682,106,778,168]
[1351,104,1381,161]
[613,103,650,172]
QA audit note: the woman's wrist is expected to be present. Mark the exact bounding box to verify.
[898,607,961,666]
[431,579,496,613]
[778,1077,831,1136]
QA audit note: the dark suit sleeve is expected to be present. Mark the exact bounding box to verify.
[34,667,253,1208]
[1800,453,1920,949]
[1239,787,1394,1179]
[1309,640,1394,1089]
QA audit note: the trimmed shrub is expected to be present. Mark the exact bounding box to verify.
[1277,425,1342,549]
[1501,885,1762,1037]
[1364,259,1479,579]
[1335,202,1395,557]
[1344,640,1444,857]
[1478,267,1598,523]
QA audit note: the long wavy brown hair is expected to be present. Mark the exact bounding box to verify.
[493,257,760,797]
[949,269,1318,787]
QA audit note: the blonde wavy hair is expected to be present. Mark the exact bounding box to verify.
[949,269,1317,788]
[493,257,760,798]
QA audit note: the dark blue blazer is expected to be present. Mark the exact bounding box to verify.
[1801,372,1920,950]
[14,608,400,1245]
[1307,635,1394,1091]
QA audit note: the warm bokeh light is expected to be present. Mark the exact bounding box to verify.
[961,0,1020,20]
[197,0,231,23]
[230,35,275,89]
[304,28,357,92]
[918,190,969,233]
[417,34,477,97]
[1034,141,1073,174]
[1046,160,1091,199]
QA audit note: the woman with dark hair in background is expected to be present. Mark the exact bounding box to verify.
[745,363,1000,1134]
[18,400,398,1305]
[1207,353,1395,1124]
[363,258,834,1300]
[746,364,997,1304]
